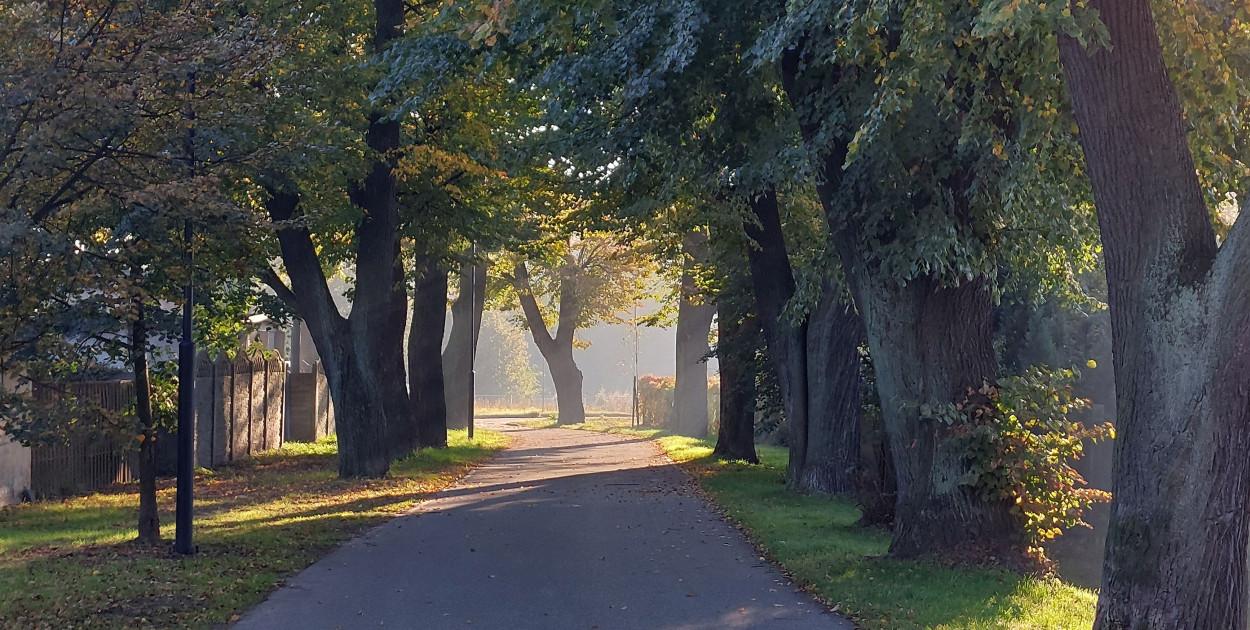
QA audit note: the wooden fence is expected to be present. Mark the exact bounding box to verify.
[29,381,136,499]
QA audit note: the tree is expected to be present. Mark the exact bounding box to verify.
[711,246,760,463]
[756,0,1100,559]
[502,234,652,425]
[1056,0,1250,625]
[0,0,269,543]
[672,229,716,437]
[443,261,487,428]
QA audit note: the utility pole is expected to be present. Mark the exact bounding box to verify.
[467,244,477,440]
[174,70,197,556]
[631,301,639,427]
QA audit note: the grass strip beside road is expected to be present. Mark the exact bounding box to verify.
[541,418,1097,630]
[0,429,508,629]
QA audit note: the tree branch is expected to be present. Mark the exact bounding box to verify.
[261,267,299,311]
[513,262,556,355]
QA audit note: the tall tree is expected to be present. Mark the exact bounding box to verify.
[761,0,1099,558]
[1057,0,1250,625]
[503,234,651,425]
[443,261,487,429]
[672,229,716,437]
[712,248,761,463]
[0,0,269,540]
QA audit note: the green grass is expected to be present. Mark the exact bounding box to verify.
[547,419,1097,629]
[513,415,667,438]
[0,429,508,629]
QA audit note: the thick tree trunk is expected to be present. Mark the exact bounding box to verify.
[713,300,760,464]
[410,251,448,448]
[801,283,862,495]
[547,348,586,426]
[741,187,810,489]
[325,339,394,476]
[513,262,587,426]
[1058,2,1250,626]
[130,303,160,546]
[674,230,716,437]
[443,262,486,429]
[741,189,862,496]
[854,273,1020,558]
[350,0,414,459]
[779,47,1017,557]
[264,188,391,478]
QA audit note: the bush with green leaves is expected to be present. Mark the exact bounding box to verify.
[931,366,1113,550]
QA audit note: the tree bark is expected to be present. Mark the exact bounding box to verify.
[857,273,1020,557]
[350,0,414,459]
[740,189,862,495]
[801,282,862,495]
[779,46,1017,557]
[513,262,586,426]
[1058,2,1250,626]
[547,350,586,426]
[264,188,391,478]
[673,229,716,437]
[410,250,448,448]
[713,296,760,464]
[443,261,486,429]
[259,0,412,473]
[741,186,810,489]
[130,302,160,545]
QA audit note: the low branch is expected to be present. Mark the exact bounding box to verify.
[261,267,299,311]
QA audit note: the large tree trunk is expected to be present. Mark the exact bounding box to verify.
[778,47,1017,558]
[1057,2,1250,626]
[513,261,586,426]
[264,188,392,478]
[801,283,862,495]
[547,348,586,426]
[740,187,810,489]
[410,251,448,448]
[740,189,862,495]
[352,0,414,459]
[443,262,486,429]
[130,303,160,545]
[260,0,412,474]
[855,273,1019,558]
[673,230,716,437]
[713,298,760,464]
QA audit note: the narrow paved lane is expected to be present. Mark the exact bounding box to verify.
[235,420,853,630]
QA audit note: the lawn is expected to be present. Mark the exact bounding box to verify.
[550,417,1099,630]
[0,429,508,629]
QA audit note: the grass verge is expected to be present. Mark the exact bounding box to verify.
[549,417,1098,629]
[0,429,508,629]
[512,416,666,438]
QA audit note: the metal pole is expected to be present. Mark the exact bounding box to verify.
[631,301,639,427]
[467,244,476,440]
[174,70,197,556]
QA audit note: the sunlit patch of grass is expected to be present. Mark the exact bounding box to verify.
[517,415,667,438]
[646,438,1097,629]
[0,429,507,629]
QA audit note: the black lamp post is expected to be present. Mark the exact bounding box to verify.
[467,244,477,440]
[174,71,197,556]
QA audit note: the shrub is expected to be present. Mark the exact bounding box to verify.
[930,366,1114,550]
[637,375,675,427]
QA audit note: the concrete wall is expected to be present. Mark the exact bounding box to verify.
[286,365,335,443]
[0,434,31,506]
[193,349,288,469]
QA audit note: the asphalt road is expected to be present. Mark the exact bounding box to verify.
[234,419,853,630]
